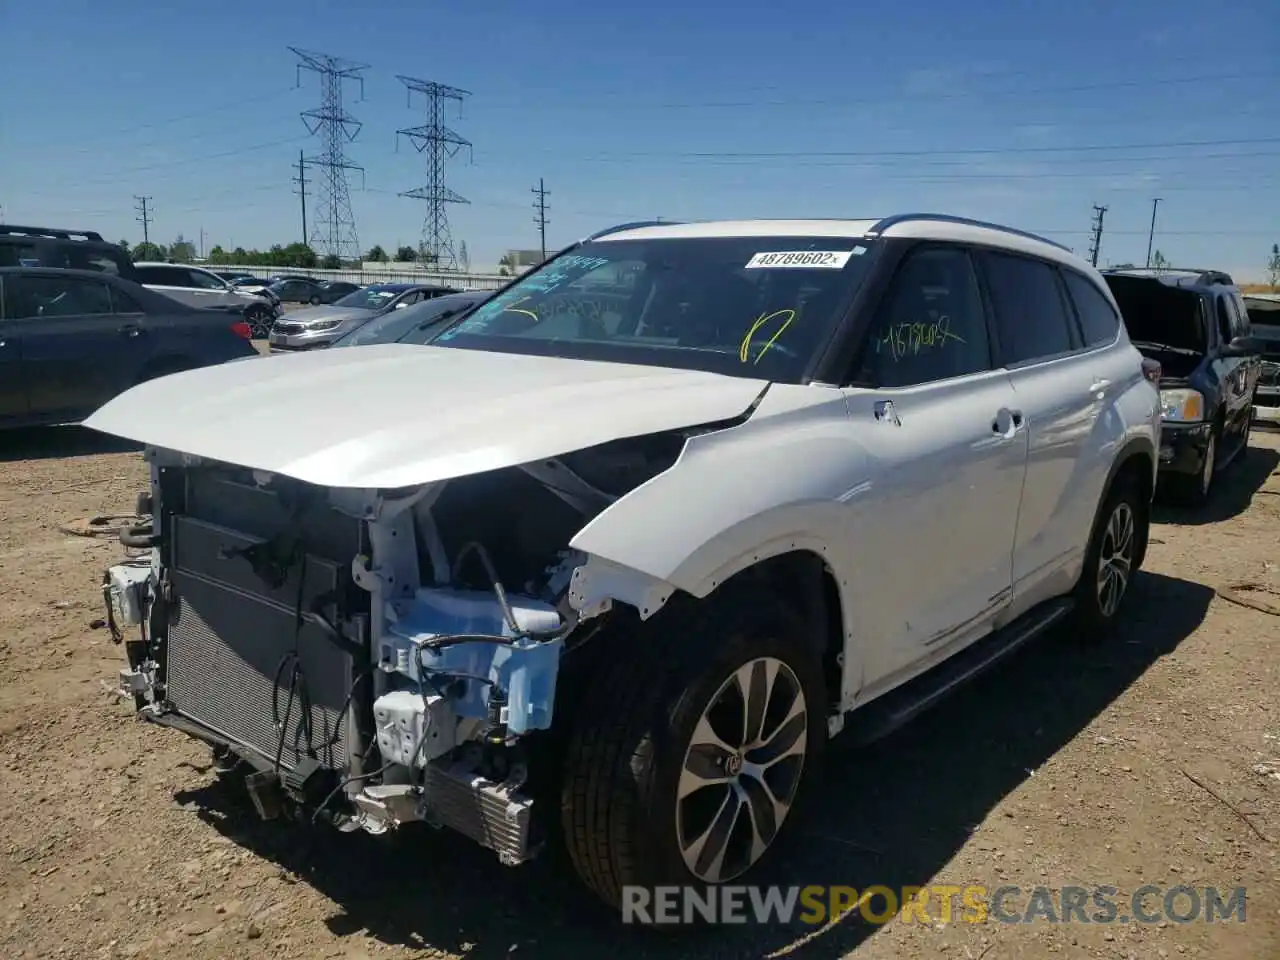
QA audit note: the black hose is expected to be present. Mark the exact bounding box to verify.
[119,520,158,549]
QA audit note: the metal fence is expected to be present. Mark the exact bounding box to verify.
[215,264,512,291]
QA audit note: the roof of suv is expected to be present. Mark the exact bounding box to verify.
[592,214,1086,272]
[1100,266,1236,291]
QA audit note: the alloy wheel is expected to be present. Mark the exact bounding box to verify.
[676,656,808,884]
[1096,502,1135,618]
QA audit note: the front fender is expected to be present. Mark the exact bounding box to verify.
[569,386,868,601]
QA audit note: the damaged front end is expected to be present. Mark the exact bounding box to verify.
[102,429,695,866]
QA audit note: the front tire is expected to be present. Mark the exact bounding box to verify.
[1072,472,1143,640]
[246,305,273,339]
[560,593,826,920]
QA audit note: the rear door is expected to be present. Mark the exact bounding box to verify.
[8,274,150,417]
[977,250,1109,614]
[136,265,201,308]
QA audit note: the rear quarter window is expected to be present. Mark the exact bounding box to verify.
[981,252,1077,364]
[1062,270,1121,347]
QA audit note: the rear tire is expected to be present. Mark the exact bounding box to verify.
[1071,470,1144,642]
[560,591,826,922]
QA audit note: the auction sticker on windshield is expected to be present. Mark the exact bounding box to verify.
[745,249,861,269]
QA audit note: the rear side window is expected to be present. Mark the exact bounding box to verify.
[5,275,113,319]
[1062,271,1121,347]
[982,252,1076,364]
[135,265,187,286]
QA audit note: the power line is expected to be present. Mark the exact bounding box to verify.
[475,70,1279,111]
[133,196,152,245]
[532,178,550,260]
[1088,205,1108,267]
[579,136,1280,162]
[291,46,367,262]
[395,75,471,270]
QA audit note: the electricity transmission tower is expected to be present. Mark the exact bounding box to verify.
[290,47,367,262]
[134,196,152,245]
[395,76,471,270]
[532,178,550,260]
[1088,204,1108,267]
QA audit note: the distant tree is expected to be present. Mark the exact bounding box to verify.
[394,245,417,263]
[206,245,228,265]
[281,243,318,268]
[366,245,388,263]
[117,238,130,250]
[169,236,197,263]
[321,253,342,269]
[132,241,166,262]
[1268,243,1280,289]
[1151,250,1170,273]
[458,240,470,272]
[231,246,249,264]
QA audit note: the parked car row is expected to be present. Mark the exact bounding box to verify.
[266,282,460,350]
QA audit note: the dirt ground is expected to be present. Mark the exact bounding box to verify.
[1,425,1278,960]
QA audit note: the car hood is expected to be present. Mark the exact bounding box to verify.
[83,344,769,489]
[280,305,372,326]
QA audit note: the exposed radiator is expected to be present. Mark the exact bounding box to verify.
[164,513,357,771]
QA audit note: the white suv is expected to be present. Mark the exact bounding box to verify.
[87,214,1160,921]
[133,262,281,336]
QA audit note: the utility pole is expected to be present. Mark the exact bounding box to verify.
[290,47,367,262]
[532,178,550,260]
[1087,204,1108,267]
[395,76,471,271]
[134,196,152,245]
[1145,197,1162,268]
[292,149,309,246]
[199,227,206,259]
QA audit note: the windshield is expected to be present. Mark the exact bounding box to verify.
[333,293,486,347]
[334,286,406,310]
[431,236,878,382]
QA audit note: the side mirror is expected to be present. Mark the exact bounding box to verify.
[393,302,408,310]
[1222,335,1263,357]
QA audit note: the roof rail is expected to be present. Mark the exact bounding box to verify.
[867,213,1072,253]
[585,220,680,241]
[0,224,106,242]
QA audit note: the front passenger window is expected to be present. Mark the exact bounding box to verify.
[857,246,991,388]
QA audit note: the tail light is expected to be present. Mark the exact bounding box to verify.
[230,321,252,340]
[1141,357,1161,384]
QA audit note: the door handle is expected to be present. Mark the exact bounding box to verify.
[991,408,1024,438]
[117,324,142,337]
[1090,378,1111,397]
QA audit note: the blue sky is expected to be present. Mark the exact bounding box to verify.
[3,0,1277,276]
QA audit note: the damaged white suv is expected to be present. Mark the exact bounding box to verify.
[87,215,1161,916]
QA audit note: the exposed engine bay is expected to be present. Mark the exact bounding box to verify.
[103,428,695,866]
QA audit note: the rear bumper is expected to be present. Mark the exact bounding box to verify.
[1157,421,1212,476]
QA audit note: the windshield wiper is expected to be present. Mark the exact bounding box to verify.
[1130,339,1201,356]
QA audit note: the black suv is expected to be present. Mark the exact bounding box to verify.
[1101,267,1263,505]
[0,224,137,281]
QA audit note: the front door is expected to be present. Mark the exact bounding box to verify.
[840,243,1028,693]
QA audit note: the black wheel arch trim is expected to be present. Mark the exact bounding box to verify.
[1105,435,1158,501]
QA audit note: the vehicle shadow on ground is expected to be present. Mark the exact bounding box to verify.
[1152,444,1280,526]
[174,570,1212,960]
[0,426,140,462]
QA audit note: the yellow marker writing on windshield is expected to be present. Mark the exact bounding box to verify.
[740,309,796,364]
[503,296,540,324]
